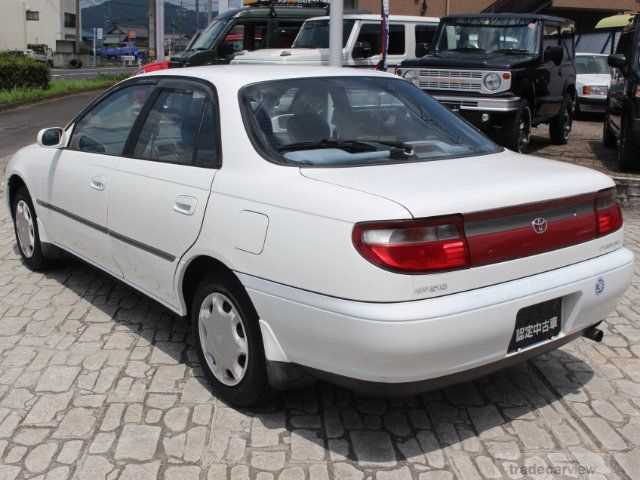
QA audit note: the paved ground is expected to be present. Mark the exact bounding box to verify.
[1,96,640,480]
[50,67,138,81]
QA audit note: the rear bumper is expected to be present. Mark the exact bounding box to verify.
[578,96,607,113]
[240,248,633,387]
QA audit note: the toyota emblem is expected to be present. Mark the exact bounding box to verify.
[531,217,548,234]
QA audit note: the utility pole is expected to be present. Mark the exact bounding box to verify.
[156,0,165,60]
[329,0,343,67]
[149,0,156,60]
[207,0,213,25]
[76,0,81,53]
[196,0,200,30]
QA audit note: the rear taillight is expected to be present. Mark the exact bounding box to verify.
[352,215,469,273]
[137,60,170,75]
[595,189,623,236]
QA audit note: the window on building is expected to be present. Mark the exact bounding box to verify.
[64,13,77,28]
[26,10,39,21]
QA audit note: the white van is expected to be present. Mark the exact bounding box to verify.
[231,14,439,68]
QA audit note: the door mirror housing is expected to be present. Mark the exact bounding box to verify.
[415,42,431,58]
[352,41,373,59]
[608,53,627,71]
[544,45,563,65]
[37,127,65,148]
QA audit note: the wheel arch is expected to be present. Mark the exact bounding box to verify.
[178,254,241,317]
[7,174,28,219]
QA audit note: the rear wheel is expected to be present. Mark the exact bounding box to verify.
[549,98,573,145]
[616,113,636,171]
[192,273,271,407]
[503,104,532,153]
[603,114,616,148]
[11,187,50,271]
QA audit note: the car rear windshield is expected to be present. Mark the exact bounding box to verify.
[435,17,540,54]
[293,20,355,48]
[239,76,500,167]
[575,55,610,74]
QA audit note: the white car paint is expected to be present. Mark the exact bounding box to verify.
[576,53,611,113]
[231,15,439,68]
[6,66,633,389]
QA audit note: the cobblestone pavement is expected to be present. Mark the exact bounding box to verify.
[0,198,638,480]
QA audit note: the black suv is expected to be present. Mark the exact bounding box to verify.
[170,3,329,68]
[398,14,576,153]
[604,14,639,170]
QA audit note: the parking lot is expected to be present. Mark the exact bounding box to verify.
[0,96,639,480]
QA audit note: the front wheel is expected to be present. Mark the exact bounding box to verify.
[12,187,50,271]
[503,104,532,153]
[192,273,271,407]
[549,99,573,145]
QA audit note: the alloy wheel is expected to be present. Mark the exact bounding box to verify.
[198,292,249,386]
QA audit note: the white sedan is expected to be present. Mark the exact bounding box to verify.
[6,66,633,406]
[575,53,611,115]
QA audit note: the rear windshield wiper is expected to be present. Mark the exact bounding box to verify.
[278,139,374,152]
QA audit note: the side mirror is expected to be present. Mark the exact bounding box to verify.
[37,128,65,148]
[415,42,431,58]
[608,53,627,71]
[544,45,563,65]
[352,41,373,60]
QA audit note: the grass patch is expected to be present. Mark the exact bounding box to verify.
[0,74,129,110]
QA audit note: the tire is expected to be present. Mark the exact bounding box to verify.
[503,104,532,153]
[603,114,616,149]
[616,113,636,171]
[191,273,271,407]
[549,97,573,145]
[11,187,50,271]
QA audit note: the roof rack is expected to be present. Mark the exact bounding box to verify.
[245,0,329,7]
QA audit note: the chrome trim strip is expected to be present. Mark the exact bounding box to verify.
[36,200,176,262]
[433,95,522,112]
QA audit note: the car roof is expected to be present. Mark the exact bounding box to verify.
[140,65,395,88]
[306,14,439,23]
[443,13,573,25]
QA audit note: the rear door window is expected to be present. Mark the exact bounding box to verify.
[356,23,405,55]
[271,21,303,48]
[415,24,436,55]
[221,21,268,53]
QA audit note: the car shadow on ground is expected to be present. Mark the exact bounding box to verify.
[29,250,595,463]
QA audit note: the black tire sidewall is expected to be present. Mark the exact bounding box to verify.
[618,114,636,171]
[12,188,47,271]
[191,273,270,407]
[550,99,572,145]
[504,104,532,153]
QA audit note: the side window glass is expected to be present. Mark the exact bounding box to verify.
[415,25,436,56]
[388,25,405,55]
[194,102,219,168]
[357,24,381,55]
[222,22,268,53]
[272,22,302,48]
[69,85,152,155]
[543,24,560,51]
[133,88,216,166]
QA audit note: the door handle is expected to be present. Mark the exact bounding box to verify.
[174,195,197,216]
[90,177,105,191]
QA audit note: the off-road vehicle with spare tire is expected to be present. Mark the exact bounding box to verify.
[398,13,577,153]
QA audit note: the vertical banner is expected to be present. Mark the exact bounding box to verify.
[378,0,390,70]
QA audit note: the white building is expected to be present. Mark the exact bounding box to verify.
[0,0,79,53]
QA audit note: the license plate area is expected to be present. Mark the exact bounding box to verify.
[508,298,562,353]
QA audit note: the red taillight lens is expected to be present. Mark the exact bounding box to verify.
[352,215,469,273]
[138,60,170,75]
[595,189,623,236]
[583,85,592,95]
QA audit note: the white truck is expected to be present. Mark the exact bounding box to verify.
[231,14,439,68]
